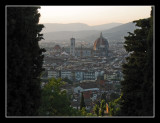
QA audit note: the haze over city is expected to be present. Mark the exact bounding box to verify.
[38,6,151,26]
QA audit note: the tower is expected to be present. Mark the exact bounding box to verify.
[81,42,83,58]
[70,37,75,56]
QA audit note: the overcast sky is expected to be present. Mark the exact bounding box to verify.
[38,6,152,26]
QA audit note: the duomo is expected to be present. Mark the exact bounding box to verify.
[53,32,109,58]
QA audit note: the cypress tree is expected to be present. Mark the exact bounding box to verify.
[7,7,45,116]
[120,7,153,116]
[80,92,86,110]
[142,7,153,116]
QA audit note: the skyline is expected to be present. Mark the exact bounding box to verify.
[38,6,152,26]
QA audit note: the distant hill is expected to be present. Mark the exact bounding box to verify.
[42,23,89,33]
[102,22,138,42]
[92,23,123,31]
[41,23,123,33]
[42,22,138,43]
[43,30,100,42]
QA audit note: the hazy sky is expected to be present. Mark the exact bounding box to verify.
[38,6,152,26]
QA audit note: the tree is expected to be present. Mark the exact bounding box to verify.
[80,107,95,116]
[80,107,87,116]
[99,100,106,116]
[80,92,86,110]
[110,92,120,101]
[108,95,121,116]
[7,7,45,116]
[142,7,153,116]
[101,92,107,103]
[93,104,99,116]
[62,77,73,84]
[120,7,153,116]
[93,100,106,116]
[38,77,80,116]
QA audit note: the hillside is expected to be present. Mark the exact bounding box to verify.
[42,22,122,33]
[102,22,138,42]
[42,22,138,43]
[43,30,100,42]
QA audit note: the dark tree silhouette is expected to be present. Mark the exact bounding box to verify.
[80,92,86,110]
[7,7,45,116]
[120,7,153,116]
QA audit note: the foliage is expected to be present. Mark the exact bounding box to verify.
[99,100,106,116]
[62,77,73,84]
[38,77,80,116]
[110,92,120,101]
[7,7,45,116]
[101,92,107,103]
[142,7,153,116]
[93,99,106,116]
[93,104,99,116]
[120,7,153,116]
[80,92,86,110]
[108,95,121,116]
[80,107,87,116]
[80,107,95,116]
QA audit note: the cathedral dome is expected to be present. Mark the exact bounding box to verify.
[53,45,61,50]
[93,32,109,50]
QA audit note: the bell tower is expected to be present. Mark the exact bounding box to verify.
[70,37,75,56]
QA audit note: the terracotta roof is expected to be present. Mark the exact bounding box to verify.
[83,91,92,99]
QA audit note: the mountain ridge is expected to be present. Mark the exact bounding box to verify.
[42,22,138,43]
[41,22,123,33]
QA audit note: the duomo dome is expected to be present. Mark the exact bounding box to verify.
[93,32,109,57]
[93,32,109,50]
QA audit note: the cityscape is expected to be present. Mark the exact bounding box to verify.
[39,32,128,114]
[6,6,154,117]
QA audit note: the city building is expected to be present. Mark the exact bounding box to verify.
[75,47,93,58]
[48,69,56,78]
[61,70,72,80]
[80,80,97,89]
[53,45,61,55]
[70,38,75,56]
[74,86,84,93]
[69,32,109,58]
[93,32,109,57]
[75,71,84,82]
[48,69,60,79]
[83,70,95,80]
